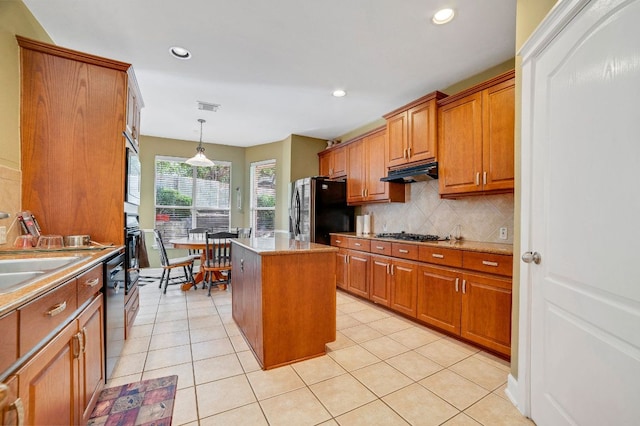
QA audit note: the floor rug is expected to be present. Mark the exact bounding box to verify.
[88,375,178,426]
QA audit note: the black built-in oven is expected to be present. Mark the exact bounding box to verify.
[124,213,140,295]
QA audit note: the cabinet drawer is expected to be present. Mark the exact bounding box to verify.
[0,311,18,372]
[419,246,462,268]
[391,243,419,261]
[348,238,371,252]
[370,241,392,255]
[19,278,78,356]
[77,263,103,306]
[462,251,513,276]
[331,235,348,248]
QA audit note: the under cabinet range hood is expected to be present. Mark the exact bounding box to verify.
[380,161,438,183]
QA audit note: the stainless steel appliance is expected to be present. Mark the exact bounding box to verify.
[103,251,125,380]
[289,177,354,245]
[375,232,448,242]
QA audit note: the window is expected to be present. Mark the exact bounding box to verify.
[155,156,231,242]
[250,160,276,237]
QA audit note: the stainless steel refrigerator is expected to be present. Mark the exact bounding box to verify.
[289,177,354,245]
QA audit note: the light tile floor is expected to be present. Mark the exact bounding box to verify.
[108,269,535,425]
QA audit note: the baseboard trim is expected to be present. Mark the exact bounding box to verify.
[506,373,523,414]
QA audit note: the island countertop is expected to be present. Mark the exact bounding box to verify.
[231,235,338,255]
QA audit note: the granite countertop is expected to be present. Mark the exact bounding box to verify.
[0,245,123,315]
[232,236,338,255]
[330,232,513,255]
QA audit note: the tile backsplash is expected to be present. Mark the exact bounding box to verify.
[359,180,514,244]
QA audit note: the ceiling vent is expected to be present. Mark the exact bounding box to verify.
[197,101,220,112]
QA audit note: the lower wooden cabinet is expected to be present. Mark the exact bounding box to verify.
[389,259,418,317]
[16,295,104,425]
[460,272,512,356]
[332,236,512,357]
[370,255,391,306]
[416,265,461,335]
[416,264,512,356]
[346,250,369,298]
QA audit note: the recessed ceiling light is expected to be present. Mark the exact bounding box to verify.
[332,89,347,97]
[432,8,455,25]
[170,46,191,60]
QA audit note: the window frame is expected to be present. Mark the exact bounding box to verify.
[250,159,276,237]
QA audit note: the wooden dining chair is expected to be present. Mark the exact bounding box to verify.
[187,227,209,272]
[153,229,196,294]
[201,231,237,296]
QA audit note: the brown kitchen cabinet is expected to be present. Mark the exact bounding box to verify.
[346,128,405,205]
[17,36,142,245]
[318,145,347,179]
[416,261,512,356]
[385,91,447,168]
[389,258,419,318]
[370,254,391,307]
[16,294,104,425]
[336,248,349,290]
[438,70,514,198]
[345,250,370,298]
[231,239,336,369]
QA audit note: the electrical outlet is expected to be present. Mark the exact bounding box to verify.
[0,226,6,244]
[499,227,508,240]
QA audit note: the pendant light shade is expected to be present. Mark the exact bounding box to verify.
[185,119,215,167]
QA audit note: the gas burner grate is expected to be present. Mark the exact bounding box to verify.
[375,232,443,242]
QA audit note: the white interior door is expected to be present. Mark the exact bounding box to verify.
[520,1,640,425]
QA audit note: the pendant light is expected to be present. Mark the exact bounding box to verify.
[185,118,215,167]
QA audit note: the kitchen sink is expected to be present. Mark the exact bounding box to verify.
[0,256,88,294]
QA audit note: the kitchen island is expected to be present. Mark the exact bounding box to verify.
[231,236,338,370]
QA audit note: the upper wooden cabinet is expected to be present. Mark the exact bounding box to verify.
[437,70,515,198]
[384,91,447,168]
[125,69,144,144]
[346,128,405,205]
[318,145,346,179]
[17,36,143,244]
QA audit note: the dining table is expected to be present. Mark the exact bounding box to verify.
[169,237,229,291]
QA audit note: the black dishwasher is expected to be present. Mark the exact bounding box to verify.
[103,252,125,381]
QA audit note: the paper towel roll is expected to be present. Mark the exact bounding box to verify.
[356,216,363,235]
[363,214,371,234]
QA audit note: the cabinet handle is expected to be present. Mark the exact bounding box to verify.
[462,279,467,294]
[240,259,244,272]
[346,255,349,264]
[390,264,395,275]
[455,278,459,292]
[482,260,499,267]
[354,242,361,246]
[432,253,444,259]
[386,264,390,274]
[365,188,368,197]
[81,327,88,353]
[398,249,409,254]
[83,278,100,287]
[483,171,487,185]
[475,172,480,186]
[10,397,24,426]
[407,146,411,158]
[46,301,67,317]
[403,148,408,159]
[335,239,342,244]
[73,333,82,358]
[330,167,333,175]
[375,246,384,250]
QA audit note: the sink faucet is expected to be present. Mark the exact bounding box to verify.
[0,212,9,219]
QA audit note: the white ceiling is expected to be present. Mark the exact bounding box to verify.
[22,0,516,148]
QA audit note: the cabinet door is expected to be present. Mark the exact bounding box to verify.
[390,259,418,317]
[319,152,331,177]
[332,146,347,177]
[408,100,438,163]
[482,79,515,192]
[387,111,408,167]
[1,375,19,426]
[336,249,348,290]
[18,320,79,425]
[347,251,369,298]
[438,92,483,196]
[416,265,461,335]
[78,296,105,424]
[460,272,512,356]
[346,139,365,203]
[370,255,391,306]
[364,130,390,201]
